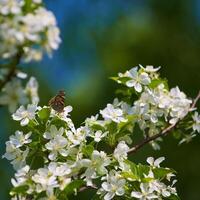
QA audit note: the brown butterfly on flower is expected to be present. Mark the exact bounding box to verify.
[48,90,65,113]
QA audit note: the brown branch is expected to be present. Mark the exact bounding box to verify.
[0,51,22,91]
[191,90,200,109]
[128,90,200,155]
[79,185,98,192]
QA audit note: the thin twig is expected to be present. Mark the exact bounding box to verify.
[79,185,98,192]
[191,90,200,109]
[128,90,200,155]
[0,51,22,91]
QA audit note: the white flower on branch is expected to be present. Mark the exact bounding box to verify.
[100,103,127,123]
[32,164,59,196]
[139,64,161,73]
[12,104,37,126]
[9,130,32,148]
[66,126,88,146]
[44,125,65,140]
[0,78,28,113]
[125,67,151,92]
[11,165,30,187]
[144,170,177,198]
[45,135,68,160]
[33,0,42,4]
[0,4,61,61]
[80,150,111,186]
[0,0,22,15]
[3,141,29,170]
[169,87,192,124]
[25,77,39,105]
[192,112,200,133]
[99,170,126,200]
[147,157,165,168]
[131,183,158,199]
[114,141,129,163]
[89,130,108,143]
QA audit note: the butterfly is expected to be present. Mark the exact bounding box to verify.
[48,90,65,113]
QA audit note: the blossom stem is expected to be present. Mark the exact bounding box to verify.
[128,90,200,155]
[191,90,200,109]
[0,51,22,91]
[79,185,98,192]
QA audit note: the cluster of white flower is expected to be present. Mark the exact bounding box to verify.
[3,130,32,170]
[117,65,160,93]
[112,65,199,147]
[3,65,200,199]
[132,84,192,133]
[131,157,177,200]
[97,156,177,200]
[3,99,179,199]
[0,0,61,61]
[0,75,39,112]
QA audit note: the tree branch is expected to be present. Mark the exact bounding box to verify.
[191,90,200,109]
[0,51,22,91]
[79,185,98,192]
[128,90,200,155]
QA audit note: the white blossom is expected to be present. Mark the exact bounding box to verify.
[12,104,37,126]
[9,130,32,148]
[44,125,65,140]
[144,170,176,198]
[80,150,111,186]
[131,183,158,199]
[100,104,127,123]
[3,142,29,170]
[32,164,59,195]
[147,157,165,168]
[0,0,22,15]
[139,64,161,73]
[0,5,61,61]
[25,77,39,104]
[169,87,192,124]
[0,78,27,113]
[11,165,30,187]
[66,126,88,146]
[192,112,200,133]
[125,67,151,92]
[33,0,42,4]
[90,130,108,142]
[99,170,126,200]
[114,141,129,163]
[45,135,68,160]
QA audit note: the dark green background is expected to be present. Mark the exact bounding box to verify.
[0,0,200,199]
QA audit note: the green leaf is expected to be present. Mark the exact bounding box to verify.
[172,130,182,139]
[117,115,136,131]
[59,180,85,197]
[51,117,68,128]
[38,107,50,122]
[121,171,138,181]
[153,167,175,180]
[110,76,131,84]
[137,164,150,177]
[125,160,151,180]
[10,185,29,195]
[82,145,94,157]
[91,193,102,200]
[165,194,181,200]
[148,78,169,90]
[125,160,140,180]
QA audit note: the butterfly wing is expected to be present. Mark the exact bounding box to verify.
[49,92,65,113]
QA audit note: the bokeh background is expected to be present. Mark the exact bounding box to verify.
[1,0,200,199]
